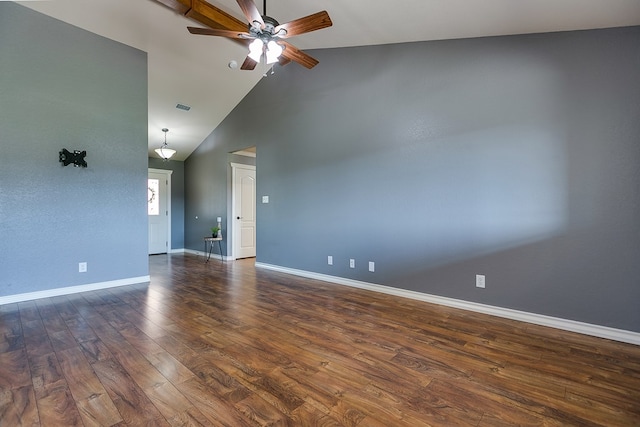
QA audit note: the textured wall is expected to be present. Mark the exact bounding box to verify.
[191,26,640,332]
[184,137,255,254]
[0,4,148,295]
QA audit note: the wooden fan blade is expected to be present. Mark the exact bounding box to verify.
[279,41,319,69]
[278,56,291,67]
[240,56,258,70]
[187,26,250,39]
[274,11,332,38]
[236,0,264,28]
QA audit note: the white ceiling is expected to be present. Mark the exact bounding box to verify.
[19,0,640,161]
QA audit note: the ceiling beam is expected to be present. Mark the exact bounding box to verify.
[153,0,191,15]
[153,0,247,31]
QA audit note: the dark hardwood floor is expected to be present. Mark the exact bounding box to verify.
[1,254,639,426]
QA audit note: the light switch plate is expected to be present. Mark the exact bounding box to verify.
[262,196,269,203]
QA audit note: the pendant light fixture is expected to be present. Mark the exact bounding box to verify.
[155,128,176,161]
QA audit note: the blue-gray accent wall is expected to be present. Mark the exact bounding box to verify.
[0,3,149,296]
[186,26,640,332]
[184,148,255,254]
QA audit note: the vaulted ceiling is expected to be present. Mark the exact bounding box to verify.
[19,0,640,160]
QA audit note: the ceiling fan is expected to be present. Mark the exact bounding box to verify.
[187,0,332,70]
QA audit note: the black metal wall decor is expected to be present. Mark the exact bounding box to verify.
[59,148,87,168]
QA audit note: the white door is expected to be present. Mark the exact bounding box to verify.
[148,169,171,254]
[232,164,256,259]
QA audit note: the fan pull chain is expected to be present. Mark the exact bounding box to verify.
[262,65,276,78]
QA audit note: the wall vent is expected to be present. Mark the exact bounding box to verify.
[176,103,191,111]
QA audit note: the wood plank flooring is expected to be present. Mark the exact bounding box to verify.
[1,253,640,426]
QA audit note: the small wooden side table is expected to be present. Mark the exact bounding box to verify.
[203,236,223,263]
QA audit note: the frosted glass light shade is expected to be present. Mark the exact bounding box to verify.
[155,147,176,159]
[248,39,264,62]
[266,40,283,64]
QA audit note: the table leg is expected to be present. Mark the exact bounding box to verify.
[206,240,213,263]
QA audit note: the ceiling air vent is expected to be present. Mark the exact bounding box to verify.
[176,103,191,111]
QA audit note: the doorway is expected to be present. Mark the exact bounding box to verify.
[231,163,256,259]
[148,168,172,254]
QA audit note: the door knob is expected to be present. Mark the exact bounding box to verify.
[237,216,241,219]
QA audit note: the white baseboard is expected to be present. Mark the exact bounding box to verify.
[184,248,231,261]
[255,263,640,346]
[0,276,150,305]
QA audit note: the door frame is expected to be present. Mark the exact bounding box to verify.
[148,168,172,254]
[230,162,256,260]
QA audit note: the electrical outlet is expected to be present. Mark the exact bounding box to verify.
[349,259,355,268]
[79,262,87,273]
[476,274,485,288]
[328,255,333,265]
[368,261,375,272]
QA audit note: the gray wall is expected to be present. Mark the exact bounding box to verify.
[148,158,185,250]
[0,3,148,296]
[184,125,255,254]
[187,26,640,333]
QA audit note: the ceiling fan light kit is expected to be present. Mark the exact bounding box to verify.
[186,0,332,70]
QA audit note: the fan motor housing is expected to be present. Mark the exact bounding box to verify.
[262,15,279,34]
